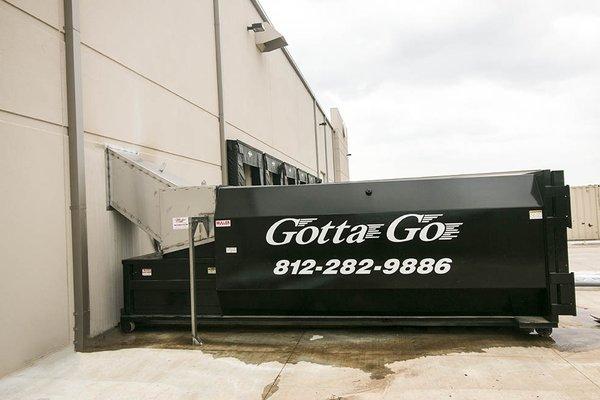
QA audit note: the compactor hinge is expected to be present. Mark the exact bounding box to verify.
[544,184,571,228]
[550,272,576,315]
[542,171,575,319]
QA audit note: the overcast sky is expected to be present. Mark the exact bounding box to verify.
[261,0,600,185]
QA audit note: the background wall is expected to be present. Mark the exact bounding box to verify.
[315,108,335,182]
[220,0,321,176]
[0,0,73,377]
[0,0,347,376]
[331,108,350,182]
[78,0,222,336]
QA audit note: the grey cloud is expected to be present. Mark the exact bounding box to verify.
[261,0,600,185]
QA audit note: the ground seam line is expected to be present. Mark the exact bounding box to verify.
[551,348,600,391]
[262,331,305,399]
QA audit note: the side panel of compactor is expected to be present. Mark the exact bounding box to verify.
[214,170,575,326]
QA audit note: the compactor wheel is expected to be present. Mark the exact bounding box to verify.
[120,320,136,334]
[535,328,552,337]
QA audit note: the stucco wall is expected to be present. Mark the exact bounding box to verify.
[220,0,320,175]
[78,0,222,335]
[314,109,335,182]
[0,0,73,377]
[330,108,350,182]
[0,0,347,376]
[78,0,344,336]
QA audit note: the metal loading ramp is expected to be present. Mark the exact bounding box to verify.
[106,147,216,254]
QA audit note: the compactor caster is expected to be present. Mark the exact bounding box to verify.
[120,320,136,334]
[535,328,552,337]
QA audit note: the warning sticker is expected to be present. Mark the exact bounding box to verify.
[216,219,231,228]
[172,217,189,230]
[141,268,152,277]
[529,210,543,220]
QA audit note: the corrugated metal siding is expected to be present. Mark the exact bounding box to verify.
[568,185,600,241]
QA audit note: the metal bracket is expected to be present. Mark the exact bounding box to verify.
[544,185,569,198]
[544,184,572,228]
[549,272,576,316]
[541,172,575,319]
[550,272,575,285]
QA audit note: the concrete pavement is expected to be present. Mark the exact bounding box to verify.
[1,242,599,399]
[569,241,600,274]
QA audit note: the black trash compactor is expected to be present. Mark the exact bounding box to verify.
[118,169,576,336]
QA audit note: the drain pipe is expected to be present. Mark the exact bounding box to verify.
[64,0,90,351]
[312,100,320,177]
[319,122,329,182]
[213,0,228,185]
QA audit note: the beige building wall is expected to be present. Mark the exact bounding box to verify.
[330,108,350,182]
[315,109,336,182]
[220,0,320,175]
[0,0,73,377]
[0,0,348,376]
[78,0,222,335]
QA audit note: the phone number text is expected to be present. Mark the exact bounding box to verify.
[273,258,452,276]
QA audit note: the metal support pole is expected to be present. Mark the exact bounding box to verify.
[188,217,202,345]
[313,100,320,177]
[324,125,329,182]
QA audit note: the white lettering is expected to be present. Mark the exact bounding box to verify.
[265,218,298,246]
[332,221,351,244]
[386,214,422,243]
[346,225,368,244]
[419,222,445,242]
[296,226,319,244]
[264,214,461,246]
[317,221,335,244]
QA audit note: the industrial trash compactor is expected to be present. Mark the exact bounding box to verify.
[108,150,576,336]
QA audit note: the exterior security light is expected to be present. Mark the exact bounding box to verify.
[247,22,265,32]
[252,22,288,53]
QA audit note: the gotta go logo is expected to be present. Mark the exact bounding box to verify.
[265,214,463,246]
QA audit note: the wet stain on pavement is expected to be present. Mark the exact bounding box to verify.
[85,319,600,380]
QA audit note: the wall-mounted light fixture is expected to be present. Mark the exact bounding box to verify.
[247,22,265,32]
[248,22,287,53]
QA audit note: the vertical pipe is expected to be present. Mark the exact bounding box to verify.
[320,123,330,182]
[64,0,90,351]
[312,100,320,177]
[324,125,329,182]
[213,0,227,185]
